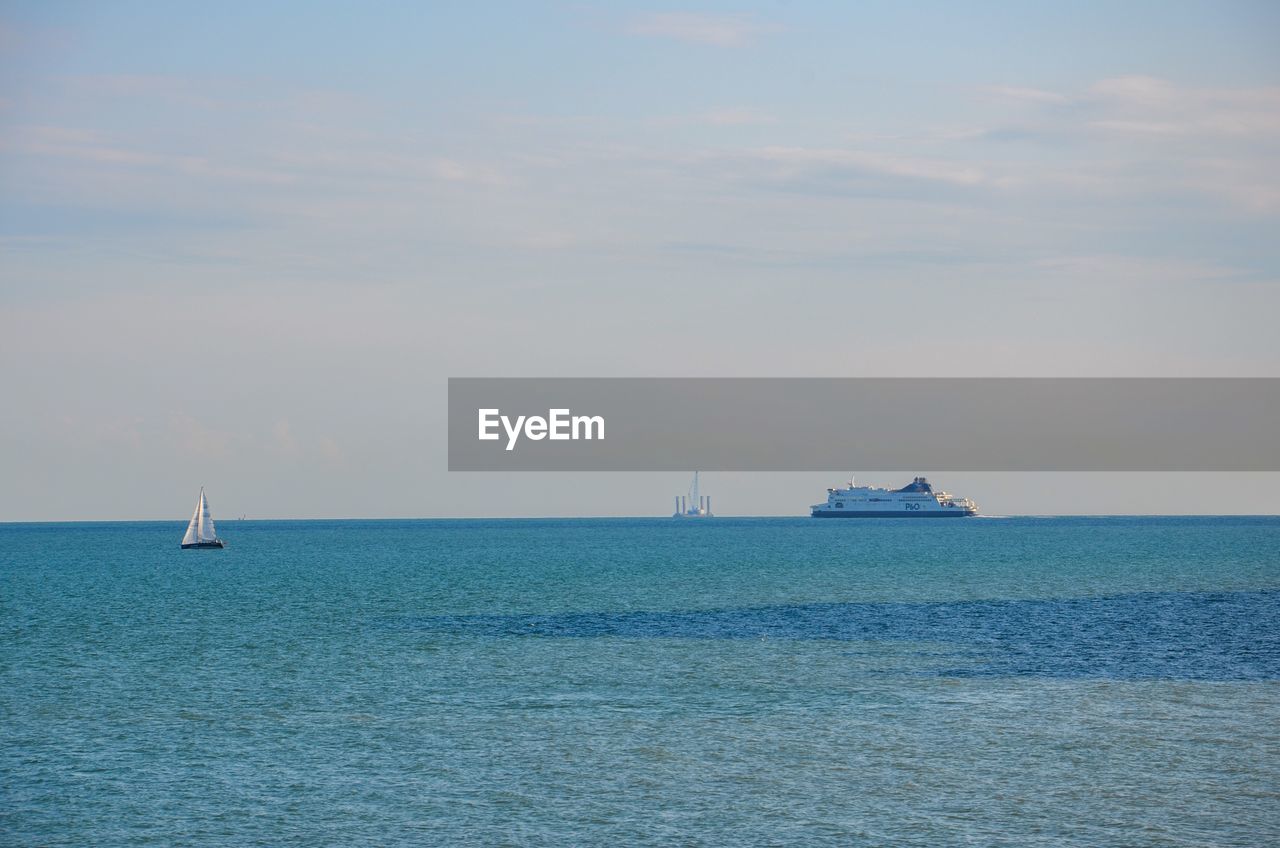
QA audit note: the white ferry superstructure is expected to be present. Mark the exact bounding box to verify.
[811,476,978,518]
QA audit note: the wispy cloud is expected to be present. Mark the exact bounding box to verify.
[646,107,777,128]
[990,75,1280,139]
[1030,254,1262,286]
[981,76,1280,211]
[171,413,235,459]
[986,85,1069,105]
[701,107,775,126]
[627,12,776,47]
[272,418,298,455]
[750,146,987,187]
[5,114,512,209]
[1087,76,1280,138]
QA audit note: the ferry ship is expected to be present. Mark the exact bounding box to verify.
[811,476,978,518]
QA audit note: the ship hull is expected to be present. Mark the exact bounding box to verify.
[180,540,226,549]
[811,510,974,518]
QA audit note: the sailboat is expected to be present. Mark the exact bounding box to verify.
[180,487,226,549]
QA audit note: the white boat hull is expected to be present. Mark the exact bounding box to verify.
[812,508,974,518]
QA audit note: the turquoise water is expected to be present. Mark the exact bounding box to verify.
[3,517,1278,846]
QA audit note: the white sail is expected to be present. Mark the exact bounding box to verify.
[198,490,217,542]
[182,488,218,544]
[182,492,201,545]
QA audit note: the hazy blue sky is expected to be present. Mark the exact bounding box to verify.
[2,2,1279,519]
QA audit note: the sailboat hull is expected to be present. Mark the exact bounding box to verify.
[180,540,225,549]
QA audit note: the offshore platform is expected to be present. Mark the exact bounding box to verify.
[672,471,714,518]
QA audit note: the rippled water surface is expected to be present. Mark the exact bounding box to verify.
[3,517,1279,846]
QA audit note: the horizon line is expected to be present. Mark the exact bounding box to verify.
[4,513,1280,526]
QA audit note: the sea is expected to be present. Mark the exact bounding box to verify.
[2,516,1278,846]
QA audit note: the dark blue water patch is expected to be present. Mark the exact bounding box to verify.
[389,590,1280,681]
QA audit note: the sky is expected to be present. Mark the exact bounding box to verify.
[2,1,1279,520]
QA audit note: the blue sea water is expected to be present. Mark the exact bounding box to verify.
[2,516,1278,846]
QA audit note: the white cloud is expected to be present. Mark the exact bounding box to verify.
[701,107,775,126]
[991,75,1280,139]
[317,436,344,463]
[627,12,776,47]
[752,146,986,187]
[272,419,298,454]
[427,157,507,186]
[987,85,1069,104]
[1090,76,1280,137]
[1089,75,1179,106]
[171,414,234,459]
[980,76,1280,211]
[1029,254,1258,286]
